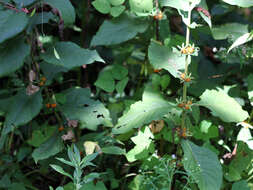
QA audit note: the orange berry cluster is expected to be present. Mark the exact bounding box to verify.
[58,125,64,132]
[153,68,162,73]
[181,46,195,55]
[176,127,188,139]
[39,77,46,86]
[154,11,163,20]
[180,73,191,82]
[46,103,57,108]
[177,100,192,110]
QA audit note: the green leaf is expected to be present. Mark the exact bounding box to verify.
[222,0,253,8]
[148,41,185,78]
[110,5,125,17]
[116,77,129,94]
[60,88,112,130]
[160,75,170,90]
[2,90,42,135]
[232,180,250,190]
[237,127,253,150]
[92,0,111,14]
[50,164,73,180]
[13,0,36,6]
[102,146,126,155]
[247,74,253,105]
[181,140,222,190]
[212,23,248,40]
[227,142,253,181]
[228,32,253,53]
[91,13,149,46]
[109,0,124,6]
[32,134,64,163]
[160,0,193,11]
[45,0,76,26]
[41,42,104,69]
[113,87,174,134]
[0,10,28,43]
[95,67,115,92]
[27,125,57,147]
[0,38,30,77]
[80,181,107,190]
[198,89,249,122]
[194,120,218,140]
[95,64,128,92]
[129,0,153,14]
[198,0,212,27]
[126,127,154,162]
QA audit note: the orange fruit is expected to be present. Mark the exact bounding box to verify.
[51,103,57,108]
[58,126,64,131]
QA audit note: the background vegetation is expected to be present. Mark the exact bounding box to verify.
[1,0,253,189]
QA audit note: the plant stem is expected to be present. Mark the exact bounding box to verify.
[181,7,192,129]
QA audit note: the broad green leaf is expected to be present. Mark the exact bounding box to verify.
[228,32,253,53]
[45,0,76,26]
[222,0,253,8]
[212,23,248,40]
[0,38,30,77]
[60,88,112,130]
[0,10,28,43]
[129,0,153,14]
[80,181,107,190]
[227,142,253,181]
[32,134,64,163]
[27,125,57,147]
[41,42,104,69]
[112,64,128,80]
[160,0,190,11]
[102,146,126,155]
[91,13,149,46]
[110,5,125,17]
[116,77,129,94]
[237,127,253,150]
[198,89,249,122]
[95,64,128,92]
[194,120,218,140]
[92,0,111,14]
[148,41,185,78]
[109,0,124,6]
[2,90,42,135]
[160,75,170,90]
[95,69,115,92]
[113,87,174,134]
[9,183,26,190]
[50,164,73,180]
[13,0,36,6]
[126,127,154,162]
[232,180,250,190]
[181,140,222,190]
[247,74,253,106]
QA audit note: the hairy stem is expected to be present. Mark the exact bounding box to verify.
[181,7,192,129]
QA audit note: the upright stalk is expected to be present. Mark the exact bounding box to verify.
[181,8,192,129]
